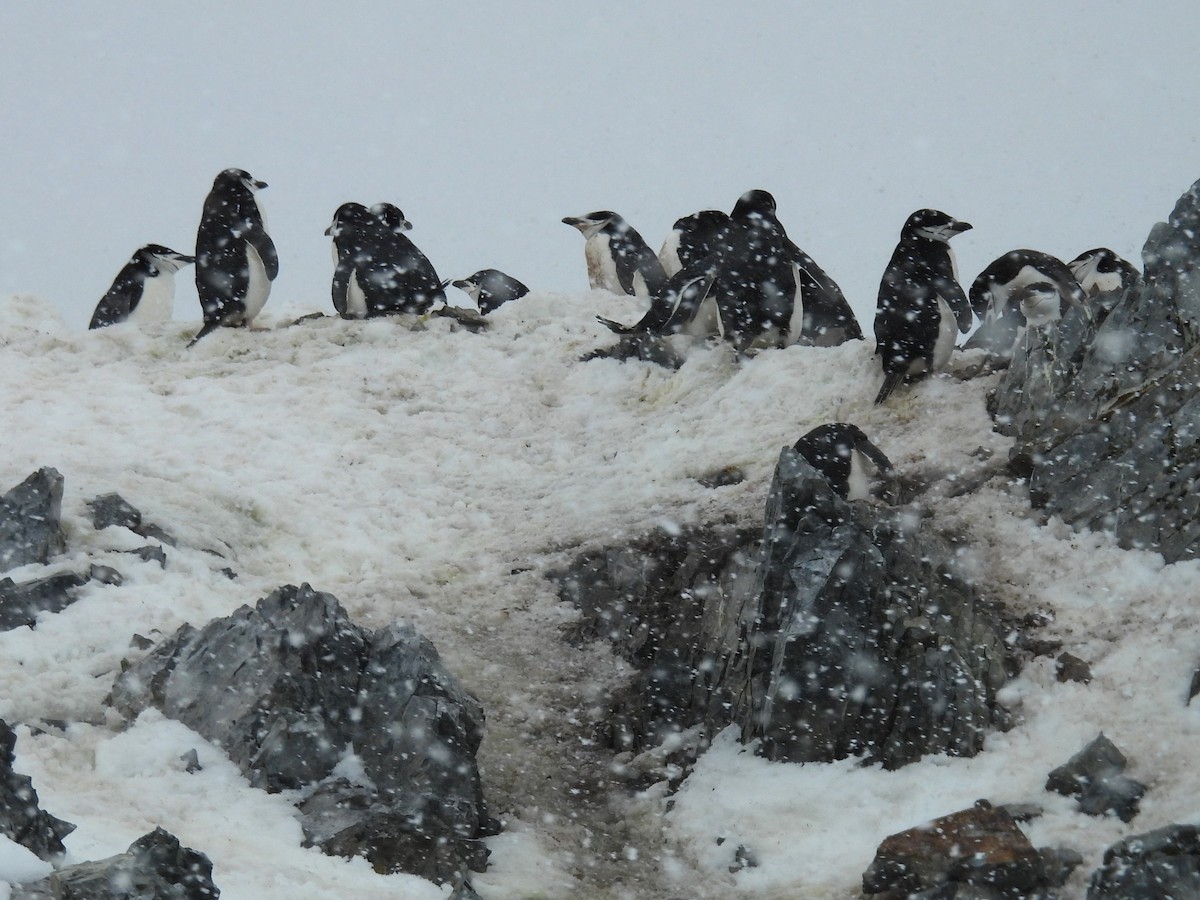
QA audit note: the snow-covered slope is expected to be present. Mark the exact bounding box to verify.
[1,291,1198,898]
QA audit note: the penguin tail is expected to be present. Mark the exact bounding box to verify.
[187,319,222,348]
[874,370,905,405]
[596,315,634,335]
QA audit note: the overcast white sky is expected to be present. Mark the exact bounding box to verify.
[3,2,1199,329]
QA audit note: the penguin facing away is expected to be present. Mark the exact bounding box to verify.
[793,423,894,502]
[657,209,732,277]
[89,244,194,330]
[325,202,378,319]
[368,202,445,314]
[873,209,973,404]
[190,168,278,346]
[1068,247,1140,297]
[965,249,1085,356]
[451,269,529,315]
[562,211,668,299]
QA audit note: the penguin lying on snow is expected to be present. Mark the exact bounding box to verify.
[965,249,1085,356]
[793,423,894,502]
[873,209,973,404]
[562,210,668,299]
[324,201,444,318]
[89,244,194,330]
[190,168,278,346]
[450,269,529,315]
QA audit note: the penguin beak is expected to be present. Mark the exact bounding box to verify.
[952,220,973,234]
[562,216,585,229]
[176,254,196,265]
[324,224,334,236]
[451,279,472,290]
[254,180,268,190]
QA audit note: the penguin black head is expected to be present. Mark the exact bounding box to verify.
[903,209,972,242]
[216,168,267,192]
[137,244,195,272]
[793,423,894,502]
[451,268,529,315]
[562,211,620,238]
[370,203,413,234]
[1069,247,1139,296]
[325,202,374,238]
[731,189,777,221]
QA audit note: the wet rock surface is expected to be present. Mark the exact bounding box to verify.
[0,571,89,632]
[0,468,66,573]
[991,177,1200,561]
[1086,824,1200,899]
[558,447,1017,770]
[9,827,219,899]
[108,583,492,886]
[1045,733,1146,822]
[0,719,75,863]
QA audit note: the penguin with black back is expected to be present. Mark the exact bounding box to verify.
[873,209,973,403]
[190,168,277,346]
[562,210,668,299]
[658,209,732,276]
[793,423,894,502]
[367,202,445,314]
[89,244,194,329]
[325,202,379,319]
[965,249,1085,356]
[711,190,861,350]
[1069,248,1140,298]
[451,269,529,315]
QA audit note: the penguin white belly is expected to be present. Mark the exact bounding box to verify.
[345,269,368,319]
[846,449,873,502]
[125,272,175,323]
[631,270,650,299]
[658,231,682,277]
[242,243,271,323]
[685,294,722,338]
[584,234,621,293]
[786,277,806,345]
[933,296,958,371]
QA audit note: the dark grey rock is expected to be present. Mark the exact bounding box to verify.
[1038,846,1083,889]
[0,571,88,631]
[87,564,123,586]
[129,545,167,568]
[108,583,491,884]
[0,719,75,862]
[1086,824,1200,899]
[9,827,218,899]
[180,749,202,774]
[1055,652,1092,684]
[0,468,66,574]
[742,449,1013,768]
[1045,733,1146,822]
[88,492,177,547]
[989,178,1200,562]
[862,802,1048,897]
[557,448,1016,770]
[728,844,759,873]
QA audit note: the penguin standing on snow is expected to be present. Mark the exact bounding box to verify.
[325,202,380,319]
[562,210,668,299]
[793,423,894,502]
[710,189,860,350]
[873,209,973,404]
[89,244,194,329]
[1068,248,1140,298]
[190,168,278,346]
[965,249,1085,356]
[450,269,529,315]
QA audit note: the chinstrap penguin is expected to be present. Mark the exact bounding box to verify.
[1069,248,1139,298]
[89,244,194,330]
[657,209,732,277]
[873,208,973,404]
[562,210,668,299]
[451,269,529,315]
[793,423,894,502]
[190,168,278,346]
[965,249,1085,356]
[325,202,378,319]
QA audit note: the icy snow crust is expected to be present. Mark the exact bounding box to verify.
[1,293,1199,898]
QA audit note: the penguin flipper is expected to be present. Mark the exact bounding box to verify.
[874,369,906,405]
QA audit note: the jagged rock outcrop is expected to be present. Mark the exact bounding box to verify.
[991,177,1200,561]
[88,492,176,546]
[9,828,218,899]
[0,468,66,573]
[558,448,1016,770]
[108,583,492,886]
[0,571,89,632]
[0,720,75,863]
[1086,824,1200,899]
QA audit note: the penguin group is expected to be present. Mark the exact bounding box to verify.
[84,169,1139,416]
